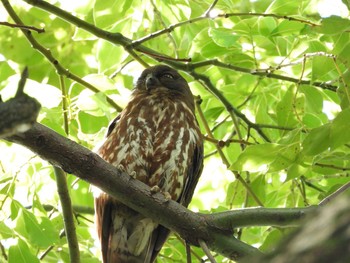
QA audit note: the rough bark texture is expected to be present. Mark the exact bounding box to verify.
[244,193,350,263]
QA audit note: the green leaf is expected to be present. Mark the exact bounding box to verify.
[320,16,350,35]
[300,86,323,114]
[260,229,283,253]
[330,108,350,149]
[249,174,266,205]
[96,40,126,73]
[287,163,309,181]
[276,87,298,127]
[78,111,108,134]
[258,17,277,36]
[302,123,331,156]
[337,70,350,109]
[312,56,336,81]
[231,144,283,172]
[8,238,40,263]
[15,207,59,248]
[208,28,240,48]
[272,20,305,36]
[0,221,14,239]
[266,0,300,14]
[303,109,350,156]
[94,0,127,29]
[269,143,300,172]
[226,180,246,207]
[10,200,22,220]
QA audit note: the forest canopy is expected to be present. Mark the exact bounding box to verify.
[1,0,350,262]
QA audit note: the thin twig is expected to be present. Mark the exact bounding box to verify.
[39,245,54,260]
[203,135,254,146]
[190,59,337,91]
[138,49,191,62]
[0,21,45,33]
[185,241,192,263]
[332,56,350,104]
[319,181,350,206]
[315,162,350,171]
[237,77,261,109]
[204,0,219,16]
[300,176,325,193]
[174,233,204,262]
[0,241,7,260]
[59,75,69,135]
[191,72,271,142]
[222,12,319,26]
[150,0,179,58]
[15,67,28,97]
[198,239,217,263]
[53,166,80,263]
[21,0,336,92]
[133,11,318,46]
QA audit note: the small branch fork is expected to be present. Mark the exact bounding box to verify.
[0,21,45,32]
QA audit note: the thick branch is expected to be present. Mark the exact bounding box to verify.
[6,123,262,261]
[4,121,321,261]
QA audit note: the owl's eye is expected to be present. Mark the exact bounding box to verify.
[162,73,174,79]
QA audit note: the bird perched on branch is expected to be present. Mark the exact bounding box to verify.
[95,65,203,263]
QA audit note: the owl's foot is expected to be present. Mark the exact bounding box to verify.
[163,191,172,201]
[129,171,137,179]
[150,185,160,194]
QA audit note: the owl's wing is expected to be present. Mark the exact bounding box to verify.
[94,194,113,263]
[179,141,204,207]
[106,114,121,137]
[149,142,204,262]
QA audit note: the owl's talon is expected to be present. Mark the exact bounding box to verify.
[130,171,137,179]
[163,192,172,201]
[150,185,160,194]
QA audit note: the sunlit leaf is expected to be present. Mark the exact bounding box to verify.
[302,123,331,156]
[8,238,40,263]
[0,221,13,239]
[232,144,283,172]
[320,16,350,35]
[209,28,240,48]
[330,108,350,149]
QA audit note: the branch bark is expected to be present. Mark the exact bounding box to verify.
[243,193,350,263]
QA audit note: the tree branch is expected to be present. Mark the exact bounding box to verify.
[0,21,45,33]
[53,166,80,263]
[3,121,317,261]
[203,207,315,231]
[21,0,337,93]
[6,122,262,261]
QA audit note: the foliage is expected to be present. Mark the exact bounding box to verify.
[1,0,350,262]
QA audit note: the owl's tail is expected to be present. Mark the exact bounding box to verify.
[95,195,165,263]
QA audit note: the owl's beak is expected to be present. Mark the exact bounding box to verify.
[145,73,159,90]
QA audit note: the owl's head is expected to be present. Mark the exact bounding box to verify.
[136,65,189,91]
